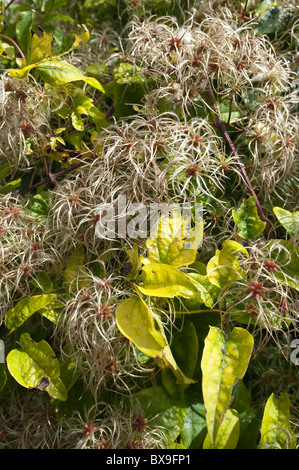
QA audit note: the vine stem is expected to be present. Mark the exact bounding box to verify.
[0,33,26,60]
[205,81,273,238]
[20,158,92,195]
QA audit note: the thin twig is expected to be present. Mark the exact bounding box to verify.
[20,158,92,196]
[0,33,26,60]
[205,80,273,238]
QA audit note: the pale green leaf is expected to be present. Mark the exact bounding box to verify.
[201,326,254,444]
[259,392,296,449]
[63,247,89,291]
[116,297,166,358]
[273,207,299,237]
[6,333,67,401]
[203,409,240,449]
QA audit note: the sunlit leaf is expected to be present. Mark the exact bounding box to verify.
[115,296,166,358]
[146,214,203,268]
[136,263,203,298]
[201,326,254,444]
[273,207,299,237]
[27,32,53,65]
[203,409,240,449]
[4,294,57,332]
[207,241,249,288]
[259,392,296,449]
[6,333,67,401]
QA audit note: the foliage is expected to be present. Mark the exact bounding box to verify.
[0,0,298,450]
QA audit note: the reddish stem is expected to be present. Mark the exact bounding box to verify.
[206,82,272,238]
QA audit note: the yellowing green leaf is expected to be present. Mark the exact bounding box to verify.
[27,32,53,65]
[201,326,254,444]
[36,59,105,92]
[147,215,203,268]
[8,58,105,93]
[203,409,240,449]
[6,333,67,401]
[207,241,248,288]
[116,297,166,358]
[70,28,90,50]
[136,263,202,298]
[5,294,57,333]
[259,392,296,449]
[232,196,266,239]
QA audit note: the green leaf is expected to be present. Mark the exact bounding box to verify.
[218,100,240,123]
[267,240,299,291]
[27,192,50,218]
[136,385,186,445]
[259,392,296,449]
[0,178,21,194]
[207,241,249,288]
[16,10,33,56]
[171,320,199,379]
[63,247,89,291]
[159,341,196,385]
[31,272,53,293]
[115,297,166,359]
[273,207,299,237]
[254,1,286,35]
[232,196,266,239]
[185,273,214,308]
[237,409,261,449]
[201,326,254,444]
[113,62,147,118]
[136,263,203,298]
[71,94,106,131]
[203,409,240,449]
[146,215,203,268]
[0,164,11,181]
[180,398,206,449]
[6,333,67,401]
[4,294,57,332]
